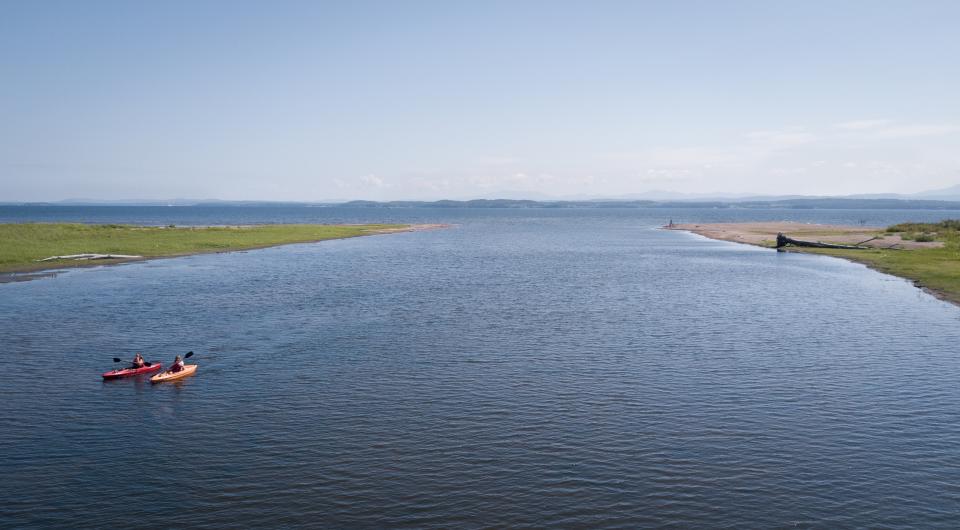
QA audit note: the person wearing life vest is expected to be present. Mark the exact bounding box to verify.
[131,353,146,369]
[169,355,185,373]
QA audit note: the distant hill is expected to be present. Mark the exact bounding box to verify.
[733,198,960,210]
[913,184,960,201]
[338,198,960,210]
[839,184,960,202]
[6,189,960,210]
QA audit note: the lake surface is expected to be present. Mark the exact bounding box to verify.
[2,207,960,527]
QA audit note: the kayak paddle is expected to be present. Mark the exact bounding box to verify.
[112,357,152,367]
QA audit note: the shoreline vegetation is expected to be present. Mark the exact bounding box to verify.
[0,223,445,279]
[666,220,960,307]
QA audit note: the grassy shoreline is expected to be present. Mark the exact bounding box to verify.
[669,220,960,307]
[793,244,960,307]
[0,223,415,275]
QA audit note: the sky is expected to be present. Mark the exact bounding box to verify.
[1,0,959,201]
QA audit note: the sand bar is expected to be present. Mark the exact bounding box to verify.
[0,223,450,282]
[666,221,942,250]
[665,221,959,307]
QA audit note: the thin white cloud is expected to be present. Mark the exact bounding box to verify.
[604,128,816,174]
[323,121,959,200]
[834,119,892,130]
[869,124,960,139]
[607,146,742,167]
[360,174,386,188]
[476,155,521,166]
[640,168,696,182]
[835,120,960,139]
[744,129,817,148]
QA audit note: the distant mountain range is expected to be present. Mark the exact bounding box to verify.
[337,197,960,210]
[587,183,960,203]
[5,184,960,209]
[838,183,960,202]
[7,198,960,210]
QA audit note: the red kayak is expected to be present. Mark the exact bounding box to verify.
[102,363,162,379]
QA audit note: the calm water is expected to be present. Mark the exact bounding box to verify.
[2,207,960,528]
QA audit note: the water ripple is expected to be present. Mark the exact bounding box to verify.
[2,211,960,527]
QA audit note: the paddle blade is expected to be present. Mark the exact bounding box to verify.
[113,358,123,363]
[185,351,194,359]
[143,361,152,367]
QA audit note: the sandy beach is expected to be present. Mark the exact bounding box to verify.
[665,221,943,250]
[665,220,959,307]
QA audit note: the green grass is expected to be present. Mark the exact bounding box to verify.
[793,219,960,305]
[0,223,407,273]
[886,219,960,233]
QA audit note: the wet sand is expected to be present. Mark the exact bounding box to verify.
[665,221,942,250]
[665,221,958,307]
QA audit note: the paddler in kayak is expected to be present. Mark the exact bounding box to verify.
[149,352,195,383]
[169,355,185,373]
[131,353,146,369]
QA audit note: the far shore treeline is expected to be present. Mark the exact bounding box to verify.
[5,197,960,210]
[338,198,960,210]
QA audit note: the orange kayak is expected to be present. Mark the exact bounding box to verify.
[150,364,198,383]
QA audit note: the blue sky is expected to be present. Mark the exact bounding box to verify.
[1,0,958,201]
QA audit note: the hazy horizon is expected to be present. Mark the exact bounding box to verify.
[2,1,959,202]
[7,180,960,205]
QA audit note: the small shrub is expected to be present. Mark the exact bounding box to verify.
[887,219,960,233]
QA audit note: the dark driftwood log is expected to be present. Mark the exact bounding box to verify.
[775,233,867,250]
